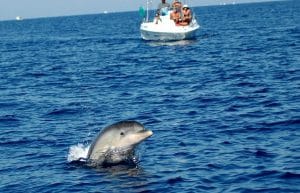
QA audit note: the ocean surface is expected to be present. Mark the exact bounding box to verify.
[0,1,299,192]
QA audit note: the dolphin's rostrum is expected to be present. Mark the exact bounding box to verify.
[87,120,153,167]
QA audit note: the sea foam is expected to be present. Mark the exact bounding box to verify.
[67,143,90,162]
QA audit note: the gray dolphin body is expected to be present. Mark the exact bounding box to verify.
[87,121,153,166]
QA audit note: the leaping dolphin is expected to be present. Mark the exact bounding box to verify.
[86,120,153,167]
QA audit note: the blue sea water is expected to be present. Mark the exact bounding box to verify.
[0,1,300,192]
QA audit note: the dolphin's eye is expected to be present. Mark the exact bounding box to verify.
[120,132,124,136]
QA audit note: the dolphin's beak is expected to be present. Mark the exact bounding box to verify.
[147,130,153,136]
[139,129,153,137]
[138,129,153,139]
[129,129,153,146]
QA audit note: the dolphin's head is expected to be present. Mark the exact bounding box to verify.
[87,121,153,166]
[102,121,153,148]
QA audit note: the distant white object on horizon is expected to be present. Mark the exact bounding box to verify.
[16,16,23,21]
[103,10,108,14]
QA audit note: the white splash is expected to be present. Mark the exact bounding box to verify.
[67,143,90,162]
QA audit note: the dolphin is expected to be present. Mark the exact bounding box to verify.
[86,120,153,167]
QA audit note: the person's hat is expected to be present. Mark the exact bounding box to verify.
[183,4,189,8]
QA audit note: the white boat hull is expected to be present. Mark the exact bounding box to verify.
[140,24,199,41]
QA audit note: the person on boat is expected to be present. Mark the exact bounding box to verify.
[180,4,192,26]
[172,0,182,10]
[157,0,170,14]
[155,0,170,24]
[170,6,182,25]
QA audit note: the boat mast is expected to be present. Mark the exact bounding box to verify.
[146,0,149,22]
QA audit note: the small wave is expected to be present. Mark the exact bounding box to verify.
[262,100,282,108]
[0,137,31,146]
[250,170,280,178]
[0,115,20,122]
[167,176,185,185]
[254,149,275,158]
[46,108,80,116]
[253,87,269,94]
[221,141,231,145]
[207,163,222,169]
[262,119,300,127]
[67,143,90,163]
[280,172,300,179]
[25,72,48,78]
[0,115,21,126]
[232,187,291,193]
[0,102,19,108]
